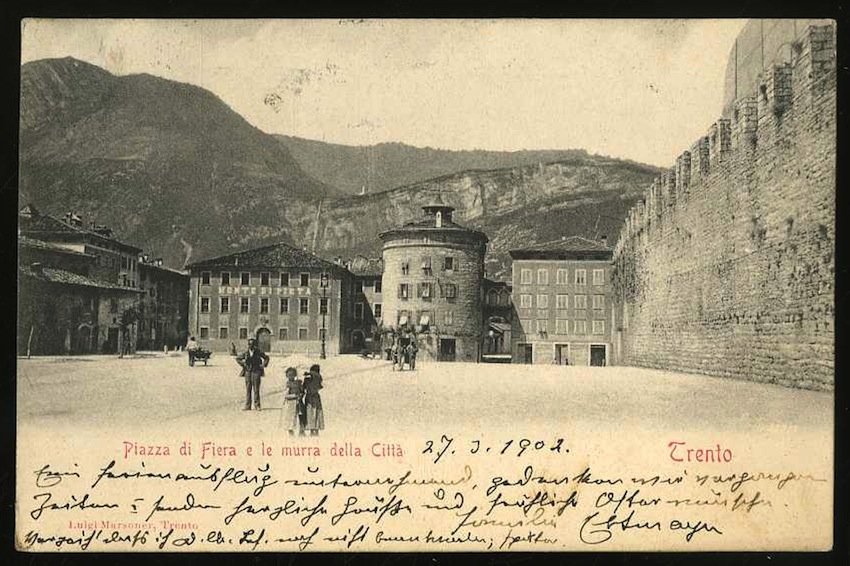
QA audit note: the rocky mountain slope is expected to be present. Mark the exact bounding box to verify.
[311,158,658,279]
[20,57,336,266]
[276,134,605,196]
[20,58,662,275]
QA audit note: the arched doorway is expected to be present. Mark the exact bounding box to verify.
[256,327,272,353]
[352,330,365,351]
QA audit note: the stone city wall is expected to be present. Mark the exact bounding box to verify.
[612,24,835,390]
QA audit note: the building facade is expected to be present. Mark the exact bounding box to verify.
[379,197,488,362]
[137,258,190,351]
[18,235,143,355]
[509,237,614,366]
[18,205,146,354]
[186,243,354,355]
[346,256,384,352]
[482,279,513,362]
[19,205,143,290]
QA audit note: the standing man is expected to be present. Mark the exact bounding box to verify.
[236,338,269,411]
[407,335,419,370]
[186,335,199,367]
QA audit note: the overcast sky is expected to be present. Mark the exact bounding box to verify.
[22,19,746,167]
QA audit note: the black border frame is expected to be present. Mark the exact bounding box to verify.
[1,1,846,565]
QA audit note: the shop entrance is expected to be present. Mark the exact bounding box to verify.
[590,344,607,366]
[439,338,456,361]
[554,343,570,365]
[256,327,272,353]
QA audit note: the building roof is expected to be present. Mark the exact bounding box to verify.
[488,321,512,334]
[379,194,488,243]
[19,264,143,292]
[483,278,511,290]
[18,235,98,258]
[18,207,142,252]
[347,256,384,276]
[509,236,612,260]
[422,191,454,213]
[379,217,488,242]
[186,241,350,273]
[138,261,189,278]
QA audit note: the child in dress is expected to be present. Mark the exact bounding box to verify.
[280,367,304,436]
[302,364,325,436]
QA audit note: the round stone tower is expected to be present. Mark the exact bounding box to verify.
[379,194,488,362]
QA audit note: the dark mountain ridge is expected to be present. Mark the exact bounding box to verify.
[20,57,336,267]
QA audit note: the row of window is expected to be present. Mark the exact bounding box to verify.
[198,327,326,341]
[519,268,606,286]
[355,279,382,293]
[400,256,455,276]
[120,255,137,272]
[200,271,324,287]
[398,282,457,300]
[520,319,606,335]
[485,289,510,306]
[397,309,453,327]
[518,294,605,309]
[354,303,382,320]
[200,296,329,315]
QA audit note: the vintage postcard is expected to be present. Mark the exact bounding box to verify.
[16,18,835,552]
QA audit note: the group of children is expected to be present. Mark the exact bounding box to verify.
[281,364,325,436]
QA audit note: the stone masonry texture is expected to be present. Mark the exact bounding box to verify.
[612,24,835,391]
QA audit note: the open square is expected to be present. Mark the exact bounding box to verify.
[17,353,832,437]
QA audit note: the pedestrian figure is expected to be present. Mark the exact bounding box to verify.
[402,344,410,370]
[391,340,401,371]
[280,367,305,435]
[407,336,419,370]
[236,338,269,411]
[186,335,199,366]
[302,364,325,435]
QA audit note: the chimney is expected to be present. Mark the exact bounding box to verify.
[600,235,608,247]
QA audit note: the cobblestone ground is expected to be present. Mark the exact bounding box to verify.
[16,352,832,438]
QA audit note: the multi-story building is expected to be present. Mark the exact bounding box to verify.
[379,196,488,362]
[346,256,384,352]
[186,242,354,355]
[137,257,190,351]
[482,278,513,362]
[18,205,145,354]
[18,234,143,355]
[19,205,142,290]
[509,236,614,366]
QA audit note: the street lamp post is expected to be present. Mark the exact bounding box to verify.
[320,272,329,359]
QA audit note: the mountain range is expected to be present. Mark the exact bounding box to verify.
[19,57,663,279]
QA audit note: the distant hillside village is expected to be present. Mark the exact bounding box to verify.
[18,198,616,367]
